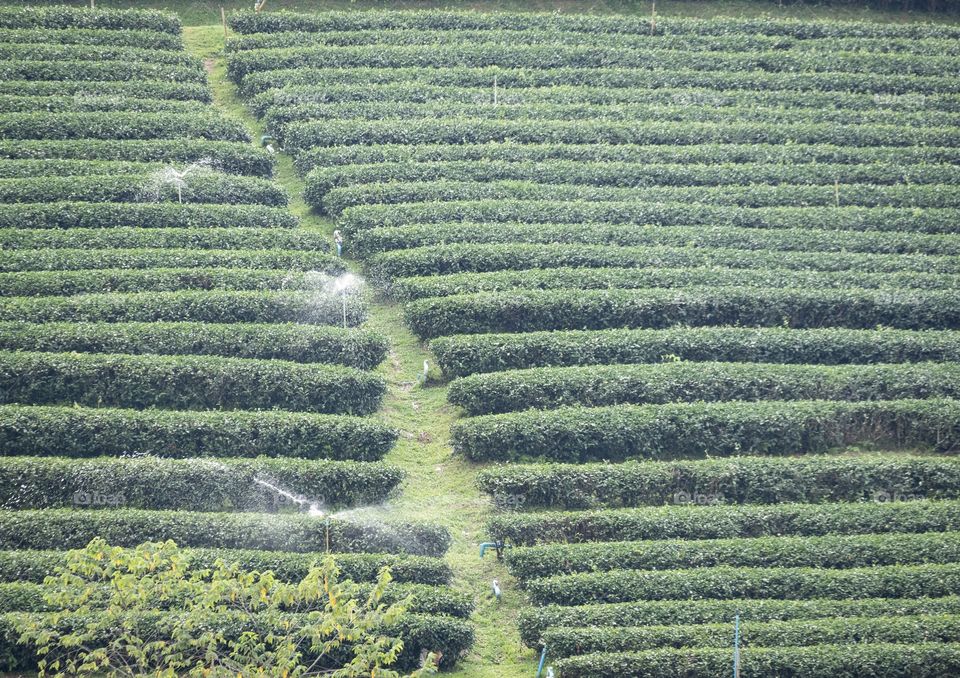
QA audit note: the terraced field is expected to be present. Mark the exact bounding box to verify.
[0,6,472,672]
[226,8,960,677]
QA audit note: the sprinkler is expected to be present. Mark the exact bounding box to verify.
[491,579,502,602]
[332,273,359,329]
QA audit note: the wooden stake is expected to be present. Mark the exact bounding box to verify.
[651,2,656,35]
[221,7,228,39]
[834,179,840,207]
[493,75,498,105]
[90,0,95,8]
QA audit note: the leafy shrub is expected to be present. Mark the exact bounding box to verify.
[0,202,297,229]
[553,643,960,678]
[0,6,180,33]
[0,60,204,84]
[0,79,208,102]
[454,398,960,462]
[543,614,960,656]
[0,112,247,142]
[0,43,200,68]
[0,404,396,460]
[476,454,960,509]
[518,596,960,648]
[505,532,960,580]
[0,173,286,206]
[487,499,960,545]
[1,251,338,275]
[431,327,960,378]
[0,548,450,585]
[1,226,327,251]
[0,321,388,368]
[0,26,182,49]
[0,290,367,325]
[0,351,386,414]
[0,508,450,556]
[449,361,960,414]
[0,140,273,176]
[406,288,959,340]
[525,563,960,605]
[0,96,205,116]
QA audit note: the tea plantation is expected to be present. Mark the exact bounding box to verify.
[0,5,473,672]
[226,7,960,677]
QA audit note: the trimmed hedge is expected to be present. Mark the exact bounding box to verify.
[0,290,367,325]
[431,327,960,378]
[487,499,960,546]
[544,614,960,656]
[1,226,328,251]
[0,43,199,68]
[0,610,472,671]
[0,457,402,512]
[0,140,273,177]
[289,119,960,155]
[0,404,396,461]
[392,266,960,301]
[476,454,960,509]
[0,580,470,618]
[0,97,205,116]
[526,563,960,605]
[320,180,960,215]
[0,203,298,229]
[296,140,960,177]
[240,64,955,98]
[0,351,386,414]
[453,398,960,462]
[355,221,960,259]
[448,361,960,415]
[0,112,246,142]
[0,508,450,556]
[0,61,205,85]
[0,173,286,207]
[518,596,960,648]
[405,287,960,340]
[0,268,351,296]
[0,27,182,49]
[0,321,388,368]
[0,6,180,32]
[227,10,960,40]
[553,643,960,678]
[506,532,960,580]
[0,79,209,102]
[304,158,960,205]
[0,548,449,585]
[339,199,960,233]
[0,251,338,274]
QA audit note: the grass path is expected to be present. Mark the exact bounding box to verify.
[183,26,536,678]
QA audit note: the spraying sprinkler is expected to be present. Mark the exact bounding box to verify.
[332,273,359,329]
[141,160,211,204]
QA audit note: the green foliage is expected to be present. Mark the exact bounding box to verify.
[1,226,328,251]
[0,549,450,586]
[0,43,200,68]
[0,112,246,141]
[0,26,183,49]
[449,361,960,415]
[0,6,181,33]
[477,454,960,509]
[0,321,388,368]
[0,140,273,176]
[506,532,960,580]
[0,97,206,117]
[0,202,297,229]
[487,499,960,545]
[0,60,205,85]
[0,172,286,206]
[405,287,959,340]
[0,456,402,512]
[518,596,960,649]
[8,539,445,676]
[0,350,386,414]
[454,398,960,462]
[553,643,960,678]
[0,290,367,325]
[543,614,960,656]
[526,563,960,605]
[0,79,208,102]
[0,404,396,460]
[432,327,960,378]
[0,511,450,556]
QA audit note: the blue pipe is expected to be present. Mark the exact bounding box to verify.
[535,646,548,678]
[733,614,741,678]
[479,542,506,558]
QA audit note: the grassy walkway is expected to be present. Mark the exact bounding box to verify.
[183,26,535,677]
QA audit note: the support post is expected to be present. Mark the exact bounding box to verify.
[733,614,741,678]
[221,7,228,40]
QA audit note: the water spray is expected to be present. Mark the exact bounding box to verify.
[332,272,360,329]
[141,160,212,204]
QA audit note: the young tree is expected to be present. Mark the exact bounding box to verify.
[11,538,439,677]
